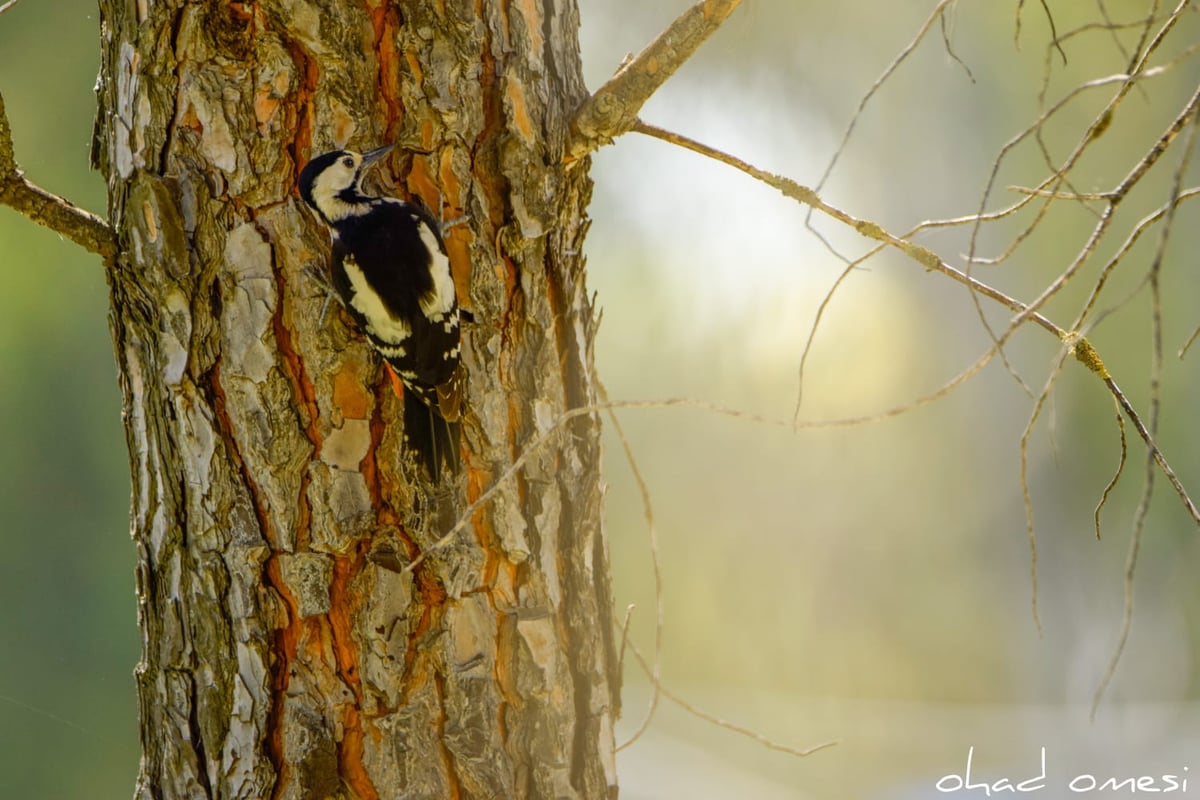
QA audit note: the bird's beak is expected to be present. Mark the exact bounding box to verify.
[360,144,395,168]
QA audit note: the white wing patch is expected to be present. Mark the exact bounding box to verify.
[344,256,412,343]
[415,217,456,322]
[376,343,408,359]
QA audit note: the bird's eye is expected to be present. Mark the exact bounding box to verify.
[342,156,355,168]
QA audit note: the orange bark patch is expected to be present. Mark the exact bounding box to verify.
[328,555,362,686]
[254,71,291,133]
[368,3,403,135]
[404,50,425,88]
[515,0,543,54]
[333,366,371,419]
[504,78,534,144]
[433,147,474,301]
[436,148,463,212]
[338,707,377,800]
[464,463,503,589]
[410,571,448,646]
[278,34,319,177]
[406,156,438,208]
[177,102,201,133]
[331,106,357,147]
[265,554,301,800]
[445,234,473,306]
[254,90,279,131]
[328,551,378,799]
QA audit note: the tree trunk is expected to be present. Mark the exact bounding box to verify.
[93,1,619,797]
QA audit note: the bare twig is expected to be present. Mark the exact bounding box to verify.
[1103,373,1199,525]
[566,0,743,162]
[1014,0,1067,64]
[406,364,990,567]
[630,121,1200,530]
[1180,324,1200,359]
[939,5,976,83]
[0,0,20,16]
[1039,0,1068,64]
[598,380,665,753]
[0,90,116,260]
[792,243,882,422]
[813,0,959,198]
[1092,108,1199,720]
[622,637,838,758]
[1094,396,1128,541]
[632,120,1061,336]
[1073,188,1200,330]
[960,33,1192,396]
[964,0,1191,289]
[1019,344,1077,636]
[616,604,636,680]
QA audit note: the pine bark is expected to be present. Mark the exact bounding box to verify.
[93,1,619,797]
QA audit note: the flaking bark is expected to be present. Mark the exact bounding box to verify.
[95,1,619,798]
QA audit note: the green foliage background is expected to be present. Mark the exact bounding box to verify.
[0,3,136,797]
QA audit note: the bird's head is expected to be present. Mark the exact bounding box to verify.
[298,144,394,225]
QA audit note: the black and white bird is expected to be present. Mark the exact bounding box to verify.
[298,145,466,479]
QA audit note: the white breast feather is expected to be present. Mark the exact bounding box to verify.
[344,257,411,343]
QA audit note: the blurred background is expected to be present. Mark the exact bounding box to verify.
[2,1,1199,798]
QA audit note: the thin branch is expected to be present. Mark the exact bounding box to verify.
[622,637,838,758]
[632,120,1061,336]
[408,114,1200,571]
[1094,396,1128,541]
[1019,344,1076,636]
[1073,188,1200,330]
[966,0,1191,277]
[630,121,1200,530]
[801,0,969,262]
[0,0,20,15]
[616,604,636,680]
[813,0,959,197]
[598,380,665,753]
[1039,0,1068,64]
[408,368,988,568]
[792,244,882,423]
[1092,0,1132,66]
[405,338,1041,567]
[566,0,743,162]
[0,90,116,260]
[1180,324,1200,359]
[939,5,976,84]
[1103,373,1199,525]
[1092,108,1198,720]
[959,28,1194,394]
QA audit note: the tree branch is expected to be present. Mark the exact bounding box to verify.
[631,120,1200,530]
[0,90,117,260]
[566,0,742,162]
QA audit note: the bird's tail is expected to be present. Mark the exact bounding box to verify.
[404,388,461,480]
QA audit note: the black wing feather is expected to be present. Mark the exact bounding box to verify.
[329,199,465,479]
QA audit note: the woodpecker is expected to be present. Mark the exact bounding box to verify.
[298,145,466,479]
